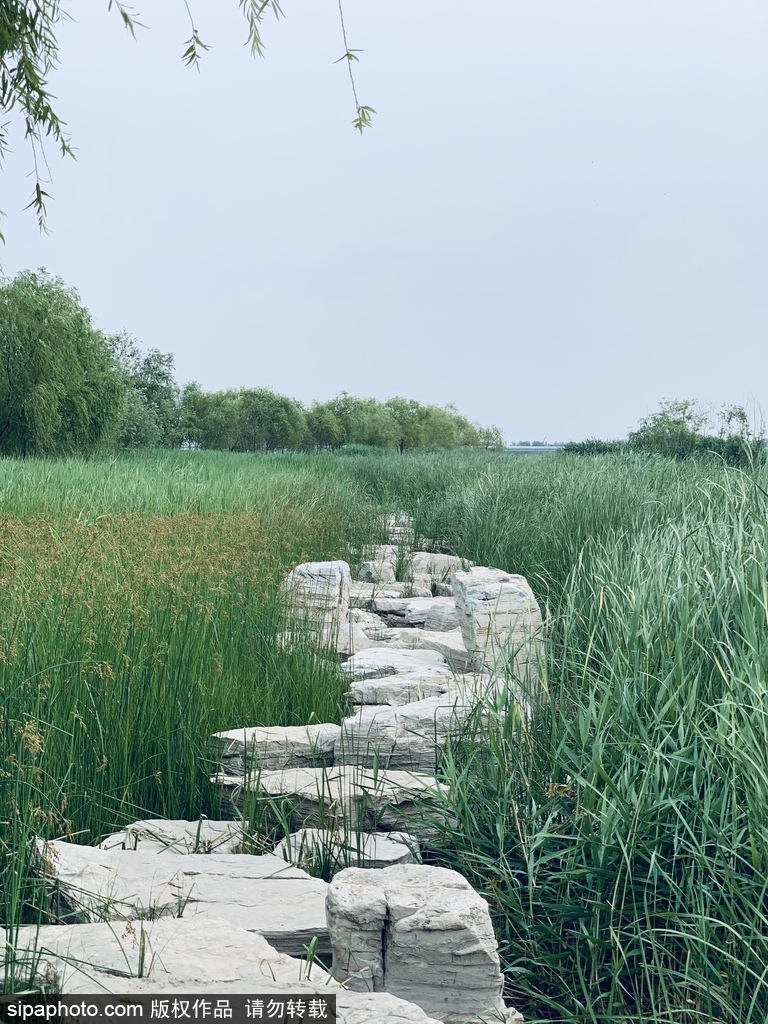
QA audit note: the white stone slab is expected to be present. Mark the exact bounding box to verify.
[327,864,516,1024]
[336,694,474,772]
[274,828,419,870]
[35,840,330,958]
[100,819,249,855]
[214,723,340,774]
[349,673,453,706]
[343,648,452,682]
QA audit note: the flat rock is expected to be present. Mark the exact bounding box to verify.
[10,918,331,994]
[336,695,474,772]
[8,922,447,1023]
[412,553,469,585]
[35,840,330,959]
[343,648,452,682]
[100,819,249,855]
[274,828,419,870]
[351,582,432,608]
[213,767,450,842]
[358,559,397,585]
[453,567,543,678]
[214,723,340,774]
[349,673,453,706]
[327,864,515,1024]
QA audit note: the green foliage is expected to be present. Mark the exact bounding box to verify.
[106,331,180,449]
[562,437,627,456]
[0,1,371,244]
[3,448,768,1019]
[628,397,765,466]
[0,269,125,456]
[178,386,307,452]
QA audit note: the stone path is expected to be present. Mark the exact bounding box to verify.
[20,513,537,1024]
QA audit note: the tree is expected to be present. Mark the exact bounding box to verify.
[0,1,372,238]
[106,331,179,449]
[235,388,306,451]
[0,268,124,455]
[628,398,710,460]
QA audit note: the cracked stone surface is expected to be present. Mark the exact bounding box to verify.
[452,567,543,678]
[214,723,341,774]
[7,919,454,1021]
[326,864,519,1024]
[274,828,419,870]
[336,694,474,771]
[35,840,330,958]
[213,767,450,841]
[349,672,454,706]
[343,648,454,682]
[282,560,351,647]
[371,598,458,632]
[100,819,250,855]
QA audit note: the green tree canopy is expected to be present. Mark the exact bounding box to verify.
[106,331,180,449]
[0,268,124,455]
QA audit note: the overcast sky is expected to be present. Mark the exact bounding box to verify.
[2,1,766,442]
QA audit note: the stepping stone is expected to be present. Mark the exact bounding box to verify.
[351,582,432,608]
[214,723,341,774]
[213,767,450,842]
[336,695,474,772]
[35,840,330,959]
[349,673,453,706]
[282,560,351,647]
[6,920,486,1021]
[327,864,522,1024]
[358,559,397,584]
[101,819,249,855]
[274,828,419,870]
[9,918,331,994]
[371,597,457,631]
[343,648,453,682]
[373,628,473,673]
[453,566,544,678]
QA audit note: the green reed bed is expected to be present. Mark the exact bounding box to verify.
[425,465,768,1022]
[4,448,768,1021]
[1,456,377,973]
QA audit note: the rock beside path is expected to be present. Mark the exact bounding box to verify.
[453,567,543,678]
[326,864,521,1024]
[35,840,330,958]
[283,560,351,648]
[214,723,340,774]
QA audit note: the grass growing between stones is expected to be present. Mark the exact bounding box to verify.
[3,448,768,1022]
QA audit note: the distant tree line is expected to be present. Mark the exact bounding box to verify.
[0,270,503,457]
[564,399,765,467]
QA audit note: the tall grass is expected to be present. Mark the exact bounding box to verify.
[426,464,768,1022]
[4,448,768,1022]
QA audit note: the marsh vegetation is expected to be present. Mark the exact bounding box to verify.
[2,448,768,1022]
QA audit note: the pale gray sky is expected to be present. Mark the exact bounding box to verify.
[2,1,766,442]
